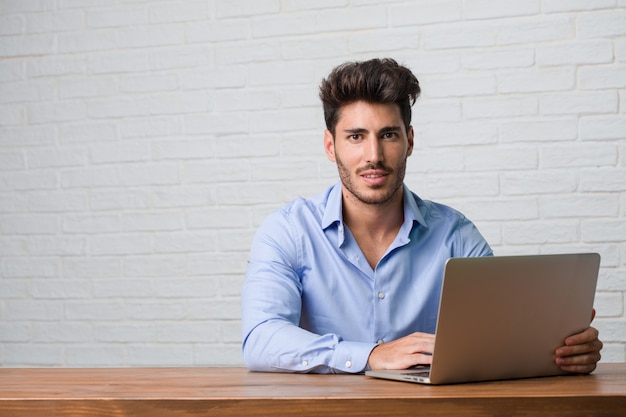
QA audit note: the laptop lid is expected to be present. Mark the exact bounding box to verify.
[368,253,600,385]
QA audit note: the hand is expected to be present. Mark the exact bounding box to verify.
[555,309,603,374]
[367,332,435,370]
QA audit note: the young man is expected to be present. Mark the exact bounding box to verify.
[241,58,602,374]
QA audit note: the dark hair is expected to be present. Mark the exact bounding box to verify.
[319,58,421,135]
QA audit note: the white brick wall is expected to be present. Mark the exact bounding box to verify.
[1,1,625,367]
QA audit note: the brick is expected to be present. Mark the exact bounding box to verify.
[216,0,280,18]
[154,231,218,253]
[120,163,180,186]
[0,80,55,105]
[579,65,626,90]
[65,345,126,367]
[0,151,26,170]
[59,76,117,99]
[501,171,577,195]
[121,212,184,232]
[187,252,248,276]
[186,20,249,43]
[1,214,59,235]
[0,34,55,57]
[57,29,118,53]
[58,122,118,144]
[127,344,193,366]
[541,143,617,168]
[119,24,185,48]
[151,186,213,209]
[350,28,420,54]
[90,234,153,256]
[500,118,578,143]
[29,279,91,299]
[594,293,623,317]
[0,323,30,342]
[126,302,186,320]
[425,173,499,199]
[27,101,87,124]
[65,301,125,321]
[3,343,63,366]
[421,73,497,97]
[577,10,626,39]
[0,15,23,36]
[1,0,55,13]
[62,213,120,234]
[418,121,498,147]
[498,68,575,93]
[150,45,214,70]
[27,147,88,168]
[27,236,87,256]
[94,324,155,342]
[90,140,151,164]
[87,7,148,28]
[186,207,251,230]
[503,220,579,245]
[543,0,616,13]
[194,344,243,366]
[580,116,626,140]
[457,199,539,222]
[539,91,618,115]
[32,322,91,342]
[24,10,85,34]
[93,279,153,298]
[463,96,537,119]
[60,166,120,188]
[581,167,626,192]
[6,300,62,321]
[582,219,626,243]
[63,257,122,279]
[87,50,150,74]
[422,22,497,50]
[462,47,534,70]
[389,1,462,26]
[187,299,241,320]
[464,0,539,19]
[124,255,186,277]
[536,40,613,66]
[184,159,250,183]
[157,323,220,343]
[149,1,209,23]
[3,257,58,278]
[498,15,574,45]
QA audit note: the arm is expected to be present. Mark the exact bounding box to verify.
[241,210,375,373]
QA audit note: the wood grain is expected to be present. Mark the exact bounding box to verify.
[1,363,625,416]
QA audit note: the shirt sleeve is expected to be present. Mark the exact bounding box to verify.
[241,208,376,374]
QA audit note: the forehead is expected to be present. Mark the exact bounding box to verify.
[336,101,403,128]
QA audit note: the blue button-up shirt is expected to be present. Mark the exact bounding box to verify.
[241,182,493,373]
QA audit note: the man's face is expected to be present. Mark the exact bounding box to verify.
[324,100,414,207]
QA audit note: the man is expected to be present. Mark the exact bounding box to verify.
[241,58,602,374]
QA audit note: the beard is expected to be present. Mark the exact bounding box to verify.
[335,154,407,206]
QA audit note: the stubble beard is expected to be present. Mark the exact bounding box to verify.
[335,154,407,206]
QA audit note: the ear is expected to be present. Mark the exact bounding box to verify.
[324,129,336,162]
[406,126,414,157]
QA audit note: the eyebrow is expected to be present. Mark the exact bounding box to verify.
[343,126,402,135]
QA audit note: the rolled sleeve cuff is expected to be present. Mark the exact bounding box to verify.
[331,341,377,373]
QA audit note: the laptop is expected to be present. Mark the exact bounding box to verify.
[366,253,600,385]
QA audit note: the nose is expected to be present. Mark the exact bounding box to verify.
[365,136,383,165]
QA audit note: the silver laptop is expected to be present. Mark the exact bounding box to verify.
[366,253,600,385]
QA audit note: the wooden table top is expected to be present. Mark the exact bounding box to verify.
[1,363,625,416]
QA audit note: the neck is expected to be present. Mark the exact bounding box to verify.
[342,186,405,239]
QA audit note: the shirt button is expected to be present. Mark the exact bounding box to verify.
[378,292,385,299]
[377,339,384,345]
[302,360,308,367]
[345,361,352,368]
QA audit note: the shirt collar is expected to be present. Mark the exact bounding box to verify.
[321,182,429,231]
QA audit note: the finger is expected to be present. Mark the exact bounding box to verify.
[564,326,599,346]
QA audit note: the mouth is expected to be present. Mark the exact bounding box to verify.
[360,169,389,186]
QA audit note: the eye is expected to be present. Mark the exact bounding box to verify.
[381,131,398,140]
[348,133,362,141]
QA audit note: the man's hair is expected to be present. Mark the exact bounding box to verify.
[319,58,421,136]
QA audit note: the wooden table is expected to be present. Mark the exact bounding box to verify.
[1,363,625,416]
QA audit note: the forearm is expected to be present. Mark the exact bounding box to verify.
[242,320,376,374]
